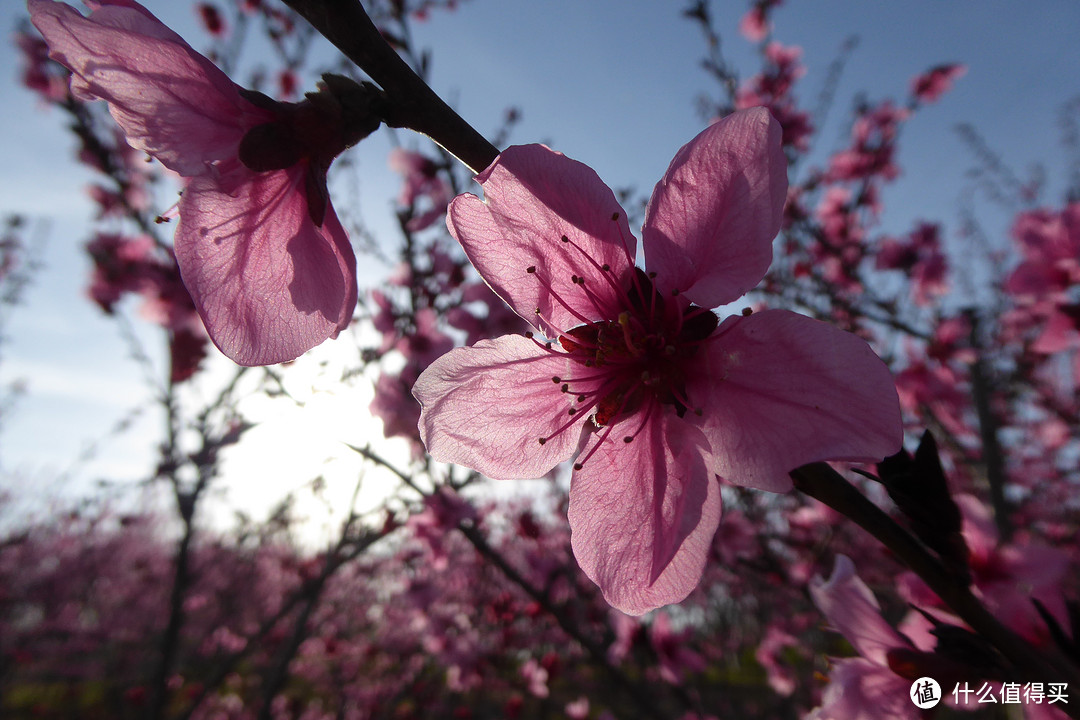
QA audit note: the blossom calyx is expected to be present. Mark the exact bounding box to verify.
[238,75,383,225]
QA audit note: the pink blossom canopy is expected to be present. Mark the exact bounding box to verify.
[29,0,357,365]
[417,109,902,615]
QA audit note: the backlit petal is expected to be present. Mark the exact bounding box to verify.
[413,335,586,480]
[175,164,356,365]
[642,107,786,308]
[448,144,635,337]
[29,0,268,177]
[809,555,909,665]
[568,410,721,615]
[689,309,902,492]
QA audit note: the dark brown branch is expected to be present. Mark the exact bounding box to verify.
[280,0,499,174]
[964,309,1012,541]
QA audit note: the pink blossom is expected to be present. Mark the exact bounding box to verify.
[735,42,812,152]
[910,64,967,104]
[29,0,359,366]
[1004,203,1080,354]
[565,697,590,719]
[738,0,782,41]
[754,626,799,696]
[389,148,453,231]
[827,101,908,183]
[649,612,706,684]
[414,108,902,614]
[196,3,226,37]
[876,222,949,306]
[15,29,70,103]
[808,555,918,720]
[895,360,972,438]
[520,657,549,698]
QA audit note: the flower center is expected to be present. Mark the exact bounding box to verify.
[558,268,719,427]
[525,217,720,469]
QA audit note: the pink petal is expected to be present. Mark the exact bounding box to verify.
[175,163,357,365]
[29,0,268,177]
[1032,309,1078,354]
[413,334,586,480]
[809,555,909,665]
[809,658,915,720]
[642,107,787,308]
[447,144,636,337]
[568,410,721,616]
[689,309,902,492]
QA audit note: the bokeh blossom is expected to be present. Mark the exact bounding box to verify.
[29,0,363,365]
[414,108,902,614]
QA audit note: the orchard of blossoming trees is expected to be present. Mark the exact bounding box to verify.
[3,0,1079,718]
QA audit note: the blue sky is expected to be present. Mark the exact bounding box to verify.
[1,0,1078,527]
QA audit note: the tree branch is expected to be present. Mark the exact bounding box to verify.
[280,0,499,174]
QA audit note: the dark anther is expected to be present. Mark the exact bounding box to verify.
[561,384,569,393]
[623,436,633,443]
[648,271,657,279]
[568,408,577,416]
[573,462,584,470]
[742,307,753,316]
[534,307,541,315]
[577,394,586,402]
[561,235,570,243]
[672,289,680,296]
[601,263,610,271]
[611,212,620,221]
[552,376,561,383]
[525,331,534,338]
[526,266,537,274]
[538,437,547,445]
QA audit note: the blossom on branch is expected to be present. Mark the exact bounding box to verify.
[28,0,369,365]
[414,108,902,615]
[910,64,967,105]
